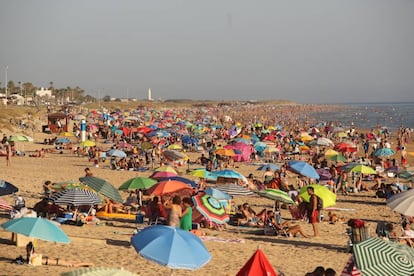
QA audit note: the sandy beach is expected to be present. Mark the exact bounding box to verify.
[0,105,413,276]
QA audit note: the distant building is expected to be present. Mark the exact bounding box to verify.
[148,88,153,101]
[36,87,53,98]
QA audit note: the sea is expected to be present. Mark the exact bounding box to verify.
[307,102,414,132]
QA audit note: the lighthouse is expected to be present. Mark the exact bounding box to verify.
[148,88,153,101]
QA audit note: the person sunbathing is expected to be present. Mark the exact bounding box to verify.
[237,203,266,227]
[26,242,93,267]
[266,210,308,238]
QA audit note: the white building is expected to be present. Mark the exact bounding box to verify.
[36,87,53,98]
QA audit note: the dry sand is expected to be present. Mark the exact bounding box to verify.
[0,123,412,276]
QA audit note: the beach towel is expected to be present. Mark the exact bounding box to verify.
[200,236,245,243]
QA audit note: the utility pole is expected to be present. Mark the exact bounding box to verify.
[4,65,8,108]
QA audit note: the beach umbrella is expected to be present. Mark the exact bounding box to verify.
[353,237,414,276]
[236,249,278,276]
[346,164,377,175]
[148,180,193,196]
[163,150,188,162]
[140,141,153,151]
[158,176,198,188]
[1,217,70,243]
[257,164,280,171]
[56,137,71,144]
[106,149,127,158]
[213,169,245,180]
[328,154,347,163]
[118,177,157,191]
[151,171,178,179]
[167,144,183,150]
[7,135,30,142]
[192,193,229,224]
[254,141,268,153]
[257,189,294,204]
[0,180,18,196]
[131,225,211,271]
[316,168,332,181]
[287,160,320,180]
[79,176,123,203]
[215,148,237,157]
[61,267,137,276]
[373,148,395,158]
[299,184,336,208]
[386,189,414,216]
[59,132,74,137]
[80,140,96,148]
[0,198,13,211]
[314,137,334,147]
[204,187,232,200]
[325,149,339,157]
[51,189,102,206]
[215,183,254,197]
[107,148,128,158]
[188,169,215,180]
[335,142,357,153]
[155,166,178,174]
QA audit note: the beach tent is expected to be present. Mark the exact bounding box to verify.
[236,249,278,276]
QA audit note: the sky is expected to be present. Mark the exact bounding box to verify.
[1,1,413,104]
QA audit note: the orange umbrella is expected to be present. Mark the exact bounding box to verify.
[148,180,193,196]
[215,148,236,156]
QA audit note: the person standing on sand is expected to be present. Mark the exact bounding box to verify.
[6,142,11,166]
[307,186,320,237]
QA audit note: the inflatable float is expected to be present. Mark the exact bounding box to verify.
[96,211,137,220]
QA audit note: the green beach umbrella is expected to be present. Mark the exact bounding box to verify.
[118,177,157,191]
[353,237,414,276]
[328,154,347,163]
[299,184,336,208]
[79,176,123,203]
[347,164,377,175]
[257,189,294,204]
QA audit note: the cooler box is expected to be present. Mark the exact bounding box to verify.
[136,214,144,224]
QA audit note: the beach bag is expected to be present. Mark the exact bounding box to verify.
[316,196,323,210]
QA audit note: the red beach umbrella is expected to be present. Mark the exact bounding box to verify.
[236,249,278,276]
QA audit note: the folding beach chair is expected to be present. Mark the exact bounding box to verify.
[288,205,307,221]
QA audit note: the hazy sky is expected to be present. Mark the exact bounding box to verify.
[1,1,413,104]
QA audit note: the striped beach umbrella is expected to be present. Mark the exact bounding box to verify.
[79,176,123,203]
[51,189,102,206]
[215,183,254,197]
[257,189,294,204]
[192,194,229,224]
[353,237,414,276]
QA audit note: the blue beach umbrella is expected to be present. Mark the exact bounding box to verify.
[107,149,127,158]
[56,137,70,144]
[1,217,70,243]
[373,148,396,158]
[257,164,280,171]
[287,160,320,180]
[131,225,211,270]
[204,187,232,200]
[213,169,245,179]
